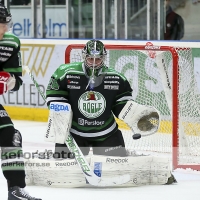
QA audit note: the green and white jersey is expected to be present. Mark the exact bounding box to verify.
[0,32,22,91]
[46,62,133,139]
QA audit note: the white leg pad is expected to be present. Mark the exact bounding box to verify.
[25,157,91,187]
[90,155,171,186]
[25,155,172,187]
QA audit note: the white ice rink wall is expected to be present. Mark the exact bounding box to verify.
[0,39,200,122]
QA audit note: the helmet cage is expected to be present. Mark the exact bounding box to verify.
[85,55,104,70]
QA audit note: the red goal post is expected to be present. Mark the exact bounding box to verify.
[65,43,200,171]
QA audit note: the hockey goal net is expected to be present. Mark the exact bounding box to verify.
[65,43,200,170]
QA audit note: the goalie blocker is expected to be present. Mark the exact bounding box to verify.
[45,102,73,144]
[118,101,160,138]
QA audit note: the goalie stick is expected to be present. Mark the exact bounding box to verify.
[23,65,131,187]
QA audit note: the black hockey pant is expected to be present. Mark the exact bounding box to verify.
[54,129,127,158]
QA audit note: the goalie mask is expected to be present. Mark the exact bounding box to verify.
[82,40,107,77]
[0,4,13,33]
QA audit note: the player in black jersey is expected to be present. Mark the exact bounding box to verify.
[0,4,41,200]
[46,39,136,158]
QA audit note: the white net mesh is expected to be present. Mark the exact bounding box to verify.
[66,45,200,168]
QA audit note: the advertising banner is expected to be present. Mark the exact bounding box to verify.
[11,7,67,38]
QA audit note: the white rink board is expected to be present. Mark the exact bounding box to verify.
[1,39,200,111]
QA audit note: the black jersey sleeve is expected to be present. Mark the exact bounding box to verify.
[1,44,23,91]
[112,78,133,117]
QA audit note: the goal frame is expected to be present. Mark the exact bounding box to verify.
[65,44,199,171]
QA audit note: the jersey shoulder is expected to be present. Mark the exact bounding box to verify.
[103,67,127,81]
[54,62,84,79]
[1,32,20,48]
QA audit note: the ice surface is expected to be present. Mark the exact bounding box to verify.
[1,120,200,200]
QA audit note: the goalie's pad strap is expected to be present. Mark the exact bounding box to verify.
[45,102,73,144]
[25,155,171,187]
[118,101,160,136]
